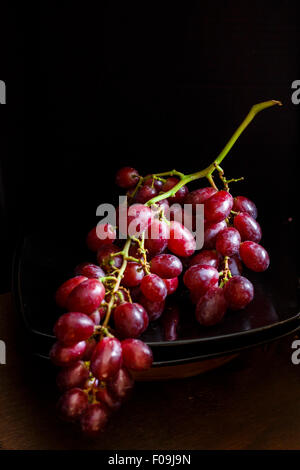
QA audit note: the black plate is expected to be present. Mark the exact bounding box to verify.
[12,219,300,363]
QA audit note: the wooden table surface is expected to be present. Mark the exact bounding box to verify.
[1,292,300,451]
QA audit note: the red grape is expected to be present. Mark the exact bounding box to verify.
[89,309,101,325]
[80,403,108,436]
[184,187,217,213]
[239,241,270,272]
[66,279,105,315]
[54,312,95,346]
[203,220,227,249]
[224,275,254,310]
[216,227,241,256]
[91,337,122,381]
[107,367,134,400]
[234,212,262,242]
[228,255,243,276]
[161,305,180,341]
[135,184,158,203]
[163,277,178,295]
[129,286,141,302]
[55,276,87,309]
[121,262,144,287]
[162,177,188,204]
[95,387,121,413]
[121,339,153,371]
[126,204,153,237]
[188,250,221,269]
[138,293,165,321]
[195,287,227,326]
[82,338,97,360]
[144,175,164,191]
[58,388,88,422]
[144,219,169,257]
[204,190,233,223]
[128,243,144,261]
[56,361,89,391]
[113,302,149,338]
[74,262,105,279]
[50,341,87,367]
[183,264,219,295]
[140,274,167,302]
[116,167,140,188]
[168,221,196,257]
[233,196,257,219]
[150,254,183,279]
[97,245,123,272]
[86,224,116,252]
[154,198,169,214]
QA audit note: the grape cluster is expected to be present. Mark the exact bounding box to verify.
[50,164,270,437]
[49,99,283,437]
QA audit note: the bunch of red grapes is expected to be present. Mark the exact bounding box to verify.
[50,164,270,437]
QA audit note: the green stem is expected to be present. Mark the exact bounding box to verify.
[146,100,282,206]
[102,237,132,327]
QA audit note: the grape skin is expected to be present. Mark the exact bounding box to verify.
[195,287,227,326]
[86,224,116,252]
[74,262,105,279]
[140,274,167,302]
[58,388,88,422]
[234,212,262,243]
[204,190,234,223]
[115,167,140,188]
[55,276,88,309]
[188,250,221,269]
[113,302,149,338]
[150,254,183,279]
[233,196,257,219]
[138,293,165,321]
[163,277,178,295]
[183,264,219,296]
[121,262,145,287]
[97,245,123,272]
[216,227,241,257]
[239,241,270,272]
[66,279,105,315]
[168,221,196,257]
[50,341,87,367]
[91,337,122,381]
[56,361,90,391]
[121,339,153,371]
[144,219,169,258]
[224,275,254,310]
[162,177,188,203]
[107,367,134,401]
[184,187,217,213]
[54,312,95,346]
[203,220,227,249]
[80,403,109,436]
[95,387,121,413]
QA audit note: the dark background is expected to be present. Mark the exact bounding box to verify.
[0,1,299,292]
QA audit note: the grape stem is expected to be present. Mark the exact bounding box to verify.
[146,100,282,206]
[102,237,132,327]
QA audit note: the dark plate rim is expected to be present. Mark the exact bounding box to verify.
[12,235,300,348]
[33,322,300,367]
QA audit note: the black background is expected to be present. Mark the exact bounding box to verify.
[0,1,299,292]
